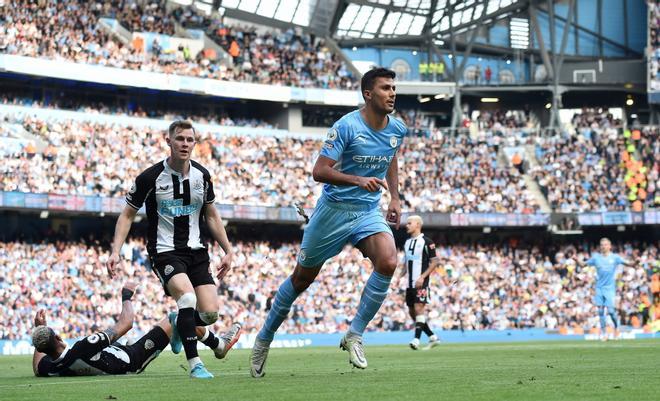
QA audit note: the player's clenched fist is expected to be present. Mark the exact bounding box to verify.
[358,176,388,192]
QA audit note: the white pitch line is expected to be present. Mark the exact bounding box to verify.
[0,372,250,389]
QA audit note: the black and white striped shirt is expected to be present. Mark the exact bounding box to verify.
[402,234,437,289]
[126,159,215,255]
[37,332,121,376]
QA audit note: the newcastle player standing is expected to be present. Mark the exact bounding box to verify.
[107,120,235,379]
[396,215,440,350]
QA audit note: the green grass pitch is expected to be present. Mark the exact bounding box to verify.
[1,340,658,401]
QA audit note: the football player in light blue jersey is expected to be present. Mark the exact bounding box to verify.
[250,68,407,377]
[579,238,635,340]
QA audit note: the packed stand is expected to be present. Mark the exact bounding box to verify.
[113,0,176,35]
[195,19,358,89]
[1,111,540,213]
[1,239,657,341]
[472,109,532,131]
[649,0,660,91]
[531,110,658,212]
[0,1,358,89]
[0,95,275,128]
[398,134,540,213]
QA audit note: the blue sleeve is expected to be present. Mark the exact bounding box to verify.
[586,256,596,266]
[616,254,626,265]
[319,121,349,161]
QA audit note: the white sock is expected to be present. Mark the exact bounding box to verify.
[346,330,362,339]
[188,357,202,370]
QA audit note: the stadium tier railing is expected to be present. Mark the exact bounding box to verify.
[0,54,361,107]
[0,104,318,138]
[0,55,455,105]
[1,191,658,227]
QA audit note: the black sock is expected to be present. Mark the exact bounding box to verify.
[177,307,199,360]
[199,328,221,349]
[414,322,423,339]
[422,322,434,337]
[194,311,207,326]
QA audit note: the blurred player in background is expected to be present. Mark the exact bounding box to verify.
[396,215,440,350]
[31,281,241,377]
[578,237,637,340]
[106,120,236,378]
[250,67,407,377]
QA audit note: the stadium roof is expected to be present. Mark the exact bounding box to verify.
[214,0,526,39]
[188,0,640,59]
[335,0,522,39]
[219,0,320,27]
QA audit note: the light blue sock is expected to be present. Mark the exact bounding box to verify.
[608,310,619,329]
[257,277,299,342]
[598,306,607,331]
[349,271,392,336]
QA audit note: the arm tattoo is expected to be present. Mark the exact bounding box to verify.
[104,328,119,343]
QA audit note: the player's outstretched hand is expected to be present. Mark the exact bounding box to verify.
[387,198,401,229]
[217,253,234,281]
[107,252,120,279]
[358,177,388,192]
[414,277,424,289]
[34,309,47,327]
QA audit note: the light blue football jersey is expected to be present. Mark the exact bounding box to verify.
[586,252,625,291]
[319,109,407,206]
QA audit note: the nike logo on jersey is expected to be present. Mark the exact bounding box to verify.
[159,185,169,191]
[354,134,368,144]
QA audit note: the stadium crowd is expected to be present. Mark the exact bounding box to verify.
[531,110,659,212]
[1,239,657,341]
[649,0,660,91]
[0,95,275,128]
[398,134,539,213]
[0,0,358,89]
[0,112,539,213]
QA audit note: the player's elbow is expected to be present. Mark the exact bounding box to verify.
[115,311,135,337]
[312,165,324,182]
[113,319,132,339]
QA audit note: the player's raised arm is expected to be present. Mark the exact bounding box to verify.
[32,310,47,376]
[108,281,138,342]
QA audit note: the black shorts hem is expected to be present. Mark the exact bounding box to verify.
[151,249,214,296]
[405,287,430,307]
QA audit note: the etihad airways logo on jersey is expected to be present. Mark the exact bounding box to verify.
[352,155,395,169]
[159,199,201,217]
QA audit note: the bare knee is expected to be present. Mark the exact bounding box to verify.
[197,311,218,325]
[374,255,398,276]
[290,264,320,293]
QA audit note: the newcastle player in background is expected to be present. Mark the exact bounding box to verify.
[31,281,241,377]
[396,215,440,350]
[106,120,236,379]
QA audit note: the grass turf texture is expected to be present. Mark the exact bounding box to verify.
[0,340,658,401]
